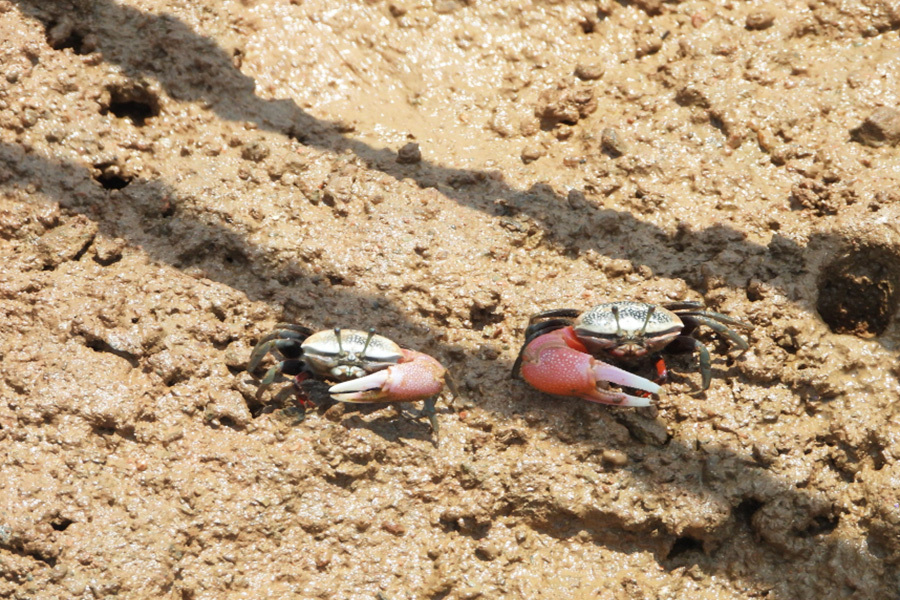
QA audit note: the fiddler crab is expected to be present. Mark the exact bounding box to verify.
[512,301,751,406]
[248,324,456,434]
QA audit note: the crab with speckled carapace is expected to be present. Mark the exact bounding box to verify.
[512,301,751,405]
[248,325,457,433]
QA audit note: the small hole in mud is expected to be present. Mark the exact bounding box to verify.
[101,84,160,126]
[667,536,704,560]
[218,416,241,430]
[51,518,73,532]
[44,19,93,55]
[85,338,139,367]
[469,304,503,331]
[816,246,899,337]
[734,498,762,528]
[50,28,88,54]
[95,171,131,190]
[246,393,266,418]
[872,448,886,471]
[799,514,838,537]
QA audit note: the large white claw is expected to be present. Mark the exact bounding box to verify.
[329,369,391,403]
[328,350,447,404]
[592,362,660,396]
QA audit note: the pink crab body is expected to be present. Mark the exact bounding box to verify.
[329,349,447,402]
[518,327,660,407]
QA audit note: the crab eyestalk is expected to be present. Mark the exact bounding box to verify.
[518,327,660,406]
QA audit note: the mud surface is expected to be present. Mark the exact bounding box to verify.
[2,1,900,598]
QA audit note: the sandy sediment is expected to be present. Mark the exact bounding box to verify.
[1,1,899,598]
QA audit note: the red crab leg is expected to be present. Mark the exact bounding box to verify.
[519,327,659,407]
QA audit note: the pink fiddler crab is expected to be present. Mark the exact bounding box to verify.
[248,325,456,433]
[512,301,751,406]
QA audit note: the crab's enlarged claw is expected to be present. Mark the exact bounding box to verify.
[328,349,447,404]
[519,328,659,407]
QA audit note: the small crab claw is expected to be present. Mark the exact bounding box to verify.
[519,327,660,407]
[328,349,447,404]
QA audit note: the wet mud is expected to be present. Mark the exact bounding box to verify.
[1,0,900,598]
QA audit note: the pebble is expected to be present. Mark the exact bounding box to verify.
[324,402,346,422]
[852,107,900,147]
[520,145,545,164]
[396,142,422,164]
[381,521,407,536]
[574,63,604,81]
[475,542,500,561]
[745,11,775,30]
[93,236,126,264]
[601,449,629,467]
[601,128,627,157]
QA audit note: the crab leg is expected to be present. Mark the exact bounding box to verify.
[248,332,307,373]
[679,336,713,392]
[518,327,659,407]
[682,315,750,350]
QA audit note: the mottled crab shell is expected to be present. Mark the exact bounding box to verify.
[574,301,684,358]
[301,329,403,380]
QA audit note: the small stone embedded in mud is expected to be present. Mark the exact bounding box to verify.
[324,402,346,422]
[535,83,597,127]
[397,142,422,164]
[205,389,252,428]
[632,0,662,15]
[381,521,407,536]
[475,542,500,561]
[753,442,779,465]
[851,107,900,147]
[36,216,98,268]
[601,449,629,466]
[240,140,270,162]
[433,0,460,14]
[315,552,332,569]
[574,63,604,81]
[745,11,776,30]
[635,34,663,58]
[92,235,126,264]
[520,145,545,164]
[223,341,250,370]
[495,426,527,446]
[601,128,627,157]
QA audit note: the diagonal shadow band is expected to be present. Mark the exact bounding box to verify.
[2,141,896,598]
[8,0,820,295]
[14,0,899,349]
[16,0,898,349]
[3,1,900,597]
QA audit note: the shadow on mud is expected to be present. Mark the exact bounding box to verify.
[4,1,899,597]
[10,0,900,338]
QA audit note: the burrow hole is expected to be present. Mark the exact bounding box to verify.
[666,535,704,561]
[51,518,73,532]
[45,20,93,55]
[817,245,900,337]
[93,163,132,190]
[100,83,160,127]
